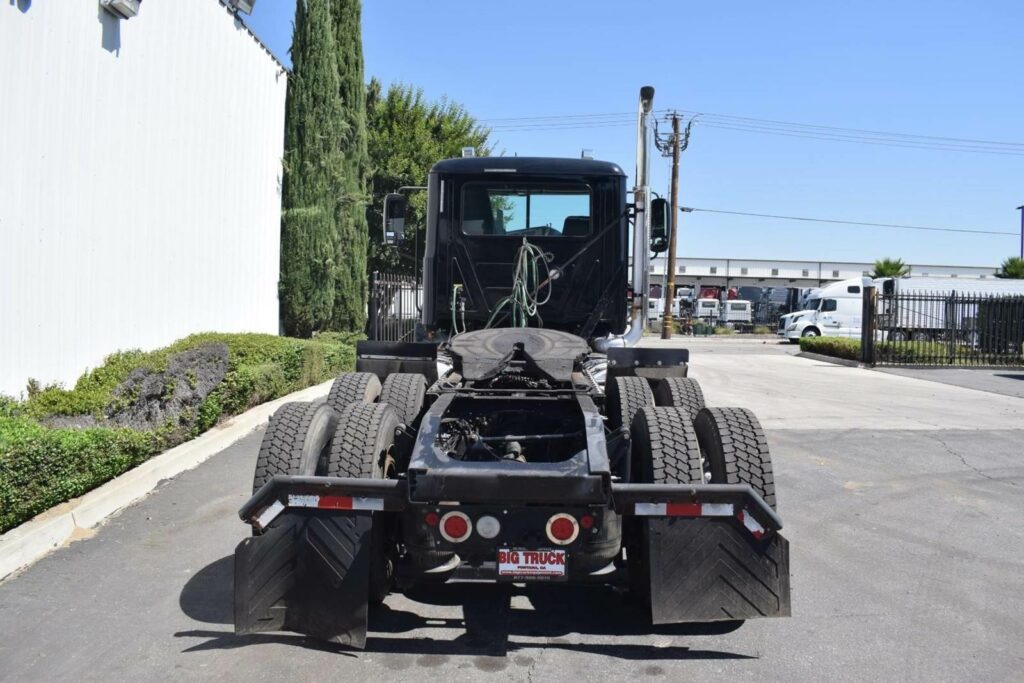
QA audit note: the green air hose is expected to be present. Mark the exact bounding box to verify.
[485,238,553,329]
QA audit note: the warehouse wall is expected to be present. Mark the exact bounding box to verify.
[0,1,287,396]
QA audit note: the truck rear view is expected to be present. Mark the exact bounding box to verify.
[231,88,791,649]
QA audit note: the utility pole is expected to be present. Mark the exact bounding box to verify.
[1017,205,1023,259]
[661,114,681,339]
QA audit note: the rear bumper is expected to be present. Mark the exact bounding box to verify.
[240,475,782,535]
[234,475,790,646]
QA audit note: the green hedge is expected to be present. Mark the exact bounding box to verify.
[799,336,861,360]
[1,332,359,533]
[0,416,161,532]
[873,341,979,364]
[798,336,995,364]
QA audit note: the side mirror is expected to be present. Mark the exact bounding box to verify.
[382,193,406,246]
[649,197,671,253]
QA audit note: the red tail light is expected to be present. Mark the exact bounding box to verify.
[546,513,579,545]
[439,511,471,543]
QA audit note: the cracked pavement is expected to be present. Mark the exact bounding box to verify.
[1,339,1022,681]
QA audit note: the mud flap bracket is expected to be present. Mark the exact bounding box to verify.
[234,511,373,648]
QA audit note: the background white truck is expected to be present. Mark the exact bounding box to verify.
[720,300,753,331]
[777,279,863,343]
[695,298,721,322]
[779,275,1024,344]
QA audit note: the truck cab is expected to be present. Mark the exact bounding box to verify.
[695,297,720,321]
[778,278,863,343]
[721,300,752,330]
[415,157,630,343]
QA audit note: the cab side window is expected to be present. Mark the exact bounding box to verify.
[822,299,838,312]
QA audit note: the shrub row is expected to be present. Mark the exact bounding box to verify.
[799,336,860,360]
[798,336,989,364]
[1,332,359,533]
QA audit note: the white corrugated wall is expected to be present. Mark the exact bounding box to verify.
[0,1,287,397]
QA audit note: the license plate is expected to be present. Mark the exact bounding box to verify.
[497,548,567,581]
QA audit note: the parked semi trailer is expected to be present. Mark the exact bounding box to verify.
[878,276,1024,342]
[232,88,790,648]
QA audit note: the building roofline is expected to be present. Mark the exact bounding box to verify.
[218,1,289,73]
[652,256,997,270]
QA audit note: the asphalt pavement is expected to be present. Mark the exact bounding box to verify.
[1,339,1022,682]
[877,366,1024,399]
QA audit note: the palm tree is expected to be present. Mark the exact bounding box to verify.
[995,256,1024,279]
[870,258,911,278]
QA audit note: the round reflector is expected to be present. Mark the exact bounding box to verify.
[546,513,579,545]
[580,514,595,530]
[424,511,439,527]
[475,515,501,539]
[439,511,471,543]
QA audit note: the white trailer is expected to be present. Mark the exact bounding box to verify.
[877,276,1024,342]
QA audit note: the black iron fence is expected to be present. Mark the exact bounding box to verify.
[367,271,422,342]
[874,290,1024,366]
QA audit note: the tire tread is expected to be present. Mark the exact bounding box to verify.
[327,372,381,413]
[252,401,319,493]
[327,402,398,478]
[653,377,706,420]
[694,407,776,509]
[378,373,427,425]
[633,406,703,484]
[607,376,655,431]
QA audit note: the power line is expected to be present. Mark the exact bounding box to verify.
[683,207,1018,237]
[694,121,1024,156]
[480,108,1024,156]
[676,109,1024,148]
[480,110,667,123]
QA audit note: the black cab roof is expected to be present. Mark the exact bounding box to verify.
[430,156,625,177]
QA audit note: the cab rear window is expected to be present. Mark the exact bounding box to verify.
[461,183,591,237]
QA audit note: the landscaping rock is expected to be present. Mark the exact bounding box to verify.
[106,343,229,433]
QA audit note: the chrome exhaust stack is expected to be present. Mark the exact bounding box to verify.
[594,85,654,352]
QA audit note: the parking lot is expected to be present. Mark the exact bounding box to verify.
[1,337,1022,682]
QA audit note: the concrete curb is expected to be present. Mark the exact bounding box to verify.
[0,378,334,581]
[796,351,867,368]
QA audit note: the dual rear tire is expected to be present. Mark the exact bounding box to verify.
[628,385,776,629]
[630,376,776,508]
[251,371,428,602]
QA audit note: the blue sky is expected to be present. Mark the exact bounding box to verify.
[245,0,1023,267]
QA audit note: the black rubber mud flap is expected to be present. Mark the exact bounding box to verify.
[646,518,790,623]
[234,511,373,648]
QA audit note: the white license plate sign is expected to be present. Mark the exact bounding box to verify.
[497,549,567,580]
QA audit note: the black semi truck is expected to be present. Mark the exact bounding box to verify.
[233,87,790,648]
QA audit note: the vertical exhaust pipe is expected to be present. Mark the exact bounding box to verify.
[595,86,654,352]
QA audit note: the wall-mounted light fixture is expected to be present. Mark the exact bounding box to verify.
[228,0,256,14]
[100,0,140,19]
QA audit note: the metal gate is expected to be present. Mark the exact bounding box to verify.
[367,271,422,342]
[874,290,1024,366]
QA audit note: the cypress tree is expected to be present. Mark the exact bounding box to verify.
[279,0,345,337]
[330,0,369,331]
